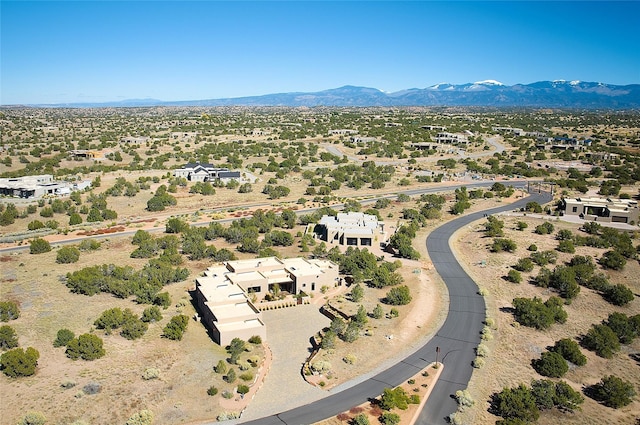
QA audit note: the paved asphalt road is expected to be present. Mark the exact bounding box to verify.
[238,189,551,425]
[417,190,551,424]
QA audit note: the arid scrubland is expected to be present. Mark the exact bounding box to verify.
[1,107,639,424]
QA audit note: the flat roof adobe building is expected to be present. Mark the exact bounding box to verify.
[318,212,384,247]
[562,197,639,224]
[193,256,340,345]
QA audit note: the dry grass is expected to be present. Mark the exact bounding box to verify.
[450,214,640,425]
[0,238,263,424]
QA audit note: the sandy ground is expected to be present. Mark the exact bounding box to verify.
[449,214,640,425]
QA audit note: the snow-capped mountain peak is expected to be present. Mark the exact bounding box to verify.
[473,80,504,86]
[570,80,581,86]
[429,82,450,89]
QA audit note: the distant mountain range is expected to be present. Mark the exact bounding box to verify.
[24,80,640,109]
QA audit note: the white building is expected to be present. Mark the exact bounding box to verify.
[0,175,89,199]
[173,163,241,182]
[193,256,340,345]
[318,212,384,246]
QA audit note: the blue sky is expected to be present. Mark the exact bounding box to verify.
[2,1,639,104]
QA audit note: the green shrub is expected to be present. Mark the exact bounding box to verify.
[53,328,75,347]
[535,222,555,235]
[531,379,584,412]
[513,258,534,272]
[0,301,20,322]
[533,351,568,378]
[0,325,19,350]
[17,411,47,425]
[556,240,575,253]
[239,372,254,381]
[78,239,101,251]
[224,368,237,383]
[29,238,51,254]
[28,220,45,230]
[141,306,162,323]
[120,318,148,340]
[379,412,400,425]
[162,314,189,340]
[237,384,250,395]
[56,246,80,264]
[65,334,105,361]
[604,312,639,345]
[384,285,412,305]
[491,238,517,253]
[207,385,218,396]
[380,387,411,410]
[582,324,620,358]
[214,359,227,374]
[248,335,262,344]
[550,338,586,366]
[530,250,557,266]
[603,284,634,306]
[0,347,39,377]
[506,269,522,283]
[490,384,539,423]
[512,296,567,330]
[588,375,636,408]
[600,250,626,270]
[352,414,370,425]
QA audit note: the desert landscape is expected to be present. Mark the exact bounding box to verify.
[0,107,639,425]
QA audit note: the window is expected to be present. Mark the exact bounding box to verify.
[572,206,577,213]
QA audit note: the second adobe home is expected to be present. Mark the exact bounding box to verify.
[317,212,385,247]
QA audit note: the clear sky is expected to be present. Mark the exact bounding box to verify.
[1,1,639,105]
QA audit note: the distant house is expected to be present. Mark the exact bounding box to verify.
[329,129,358,135]
[421,125,447,131]
[434,132,469,145]
[318,212,384,246]
[562,197,639,224]
[0,175,89,198]
[171,131,199,141]
[173,163,241,182]
[119,136,150,144]
[350,136,377,144]
[535,136,591,151]
[69,149,110,159]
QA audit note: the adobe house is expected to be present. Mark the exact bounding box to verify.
[193,257,340,345]
[318,212,384,247]
[562,197,639,224]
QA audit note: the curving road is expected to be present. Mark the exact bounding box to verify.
[417,190,551,424]
[239,189,551,425]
